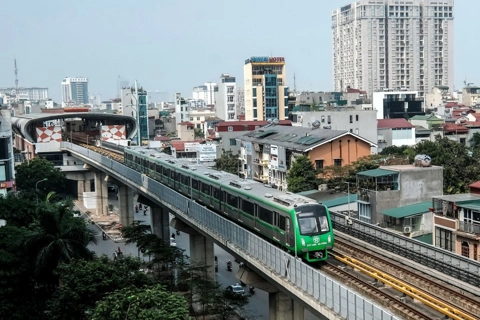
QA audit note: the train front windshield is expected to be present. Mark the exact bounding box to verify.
[296,205,330,236]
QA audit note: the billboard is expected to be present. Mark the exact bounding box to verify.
[36,126,62,143]
[197,144,217,162]
[101,125,126,141]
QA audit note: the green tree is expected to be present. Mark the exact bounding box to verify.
[46,256,152,320]
[24,200,96,284]
[469,132,480,149]
[15,158,66,199]
[379,145,410,155]
[0,192,37,227]
[412,136,478,194]
[286,155,320,193]
[194,128,204,139]
[0,226,40,319]
[91,285,189,320]
[214,150,239,175]
[121,220,152,257]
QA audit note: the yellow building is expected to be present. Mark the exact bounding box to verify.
[244,56,287,121]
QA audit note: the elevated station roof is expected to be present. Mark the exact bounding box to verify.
[12,112,137,143]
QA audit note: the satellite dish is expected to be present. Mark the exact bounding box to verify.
[312,120,321,129]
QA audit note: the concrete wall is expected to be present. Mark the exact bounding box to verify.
[397,166,444,206]
[216,131,243,157]
[308,137,371,168]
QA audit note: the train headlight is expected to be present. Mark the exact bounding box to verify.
[301,238,306,246]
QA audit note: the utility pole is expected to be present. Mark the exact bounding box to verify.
[14,59,19,103]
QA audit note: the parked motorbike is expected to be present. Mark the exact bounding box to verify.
[176,229,180,236]
[227,260,232,272]
[102,232,107,240]
[249,286,255,294]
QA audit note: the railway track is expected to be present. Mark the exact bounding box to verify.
[78,143,124,163]
[323,261,433,320]
[330,238,480,320]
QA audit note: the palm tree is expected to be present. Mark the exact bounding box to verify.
[24,198,96,284]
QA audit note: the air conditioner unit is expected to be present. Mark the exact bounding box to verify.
[403,226,412,233]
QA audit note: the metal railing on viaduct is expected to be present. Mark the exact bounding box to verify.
[61,142,399,320]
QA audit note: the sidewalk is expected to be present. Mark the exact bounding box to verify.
[75,201,124,242]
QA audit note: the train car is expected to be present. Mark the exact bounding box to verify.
[124,146,334,262]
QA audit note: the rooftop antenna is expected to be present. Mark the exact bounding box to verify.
[14,59,19,102]
[294,73,297,94]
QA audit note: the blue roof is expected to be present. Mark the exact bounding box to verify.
[322,194,358,208]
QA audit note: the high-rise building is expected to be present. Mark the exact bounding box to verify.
[192,82,216,105]
[244,56,288,121]
[61,77,89,105]
[0,87,48,101]
[214,74,237,121]
[0,107,15,196]
[332,0,454,97]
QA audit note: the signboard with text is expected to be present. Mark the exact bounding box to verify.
[197,144,217,162]
[245,56,285,64]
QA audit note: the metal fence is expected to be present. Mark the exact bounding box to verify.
[62,142,398,320]
[330,212,480,287]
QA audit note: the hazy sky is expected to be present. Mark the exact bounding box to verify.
[1,0,478,102]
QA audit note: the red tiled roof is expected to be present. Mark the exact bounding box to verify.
[445,102,464,108]
[469,181,480,189]
[346,88,367,95]
[178,121,194,126]
[443,123,469,133]
[216,120,292,127]
[377,118,414,129]
[154,136,171,141]
[171,140,204,151]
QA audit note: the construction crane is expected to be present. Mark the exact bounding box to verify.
[14,59,19,103]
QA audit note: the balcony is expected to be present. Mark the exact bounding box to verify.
[458,221,480,235]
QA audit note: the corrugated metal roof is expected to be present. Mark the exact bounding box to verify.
[380,201,432,219]
[238,126,376,151]
[357,168,397,178]
[378,118,415,129]
[456,200,480,211]
[322,194,358,208]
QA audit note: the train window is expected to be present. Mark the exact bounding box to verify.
[156,164,162,174]
[201,182,210,195]
[212,187,221,201]
[279,215,286,230]
[150,161,155,170]
[180,174,189,186]
[241,199,254,214]
[170,170,176,179]
[258,206,273,224]
[226,193,238,208]
[192,179,199,190]
[164,168,170,177]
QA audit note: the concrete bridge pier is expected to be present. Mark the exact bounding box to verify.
[117,184,135,226]
[137,195,170,246]
[237,266,305,320]
[269,291,304,320]
[171,217,215,280]
[94,171,108,216]
[65,171,93,202]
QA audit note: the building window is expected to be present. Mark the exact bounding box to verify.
[228,126,233,132]
[334,159,342,167]
[435,227,454,252]
[356,115,359,121]
[229,139,236,146]
[349,115,353,123]
[327,115,331,124]
[196,124,201,129]
[189,117,193,121]
[197,117,200,121]
[315,159,324,170]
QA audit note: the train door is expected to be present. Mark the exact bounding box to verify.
[273,211,280,241]
[285,217,292,247]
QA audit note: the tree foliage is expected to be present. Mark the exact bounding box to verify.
[214,150,240,175]
[412,136,480,194]
[379,145,410,155]
[91,285,189,320]
[15,158,66,199]
[286,156,321,193]
[0,192,37,227]
[24,200,96,284]
[46,256,152,320]
[194,128,204,139]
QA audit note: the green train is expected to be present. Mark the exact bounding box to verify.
[124,146,334,262]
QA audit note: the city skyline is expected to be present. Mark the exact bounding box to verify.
[1,0,478,103]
